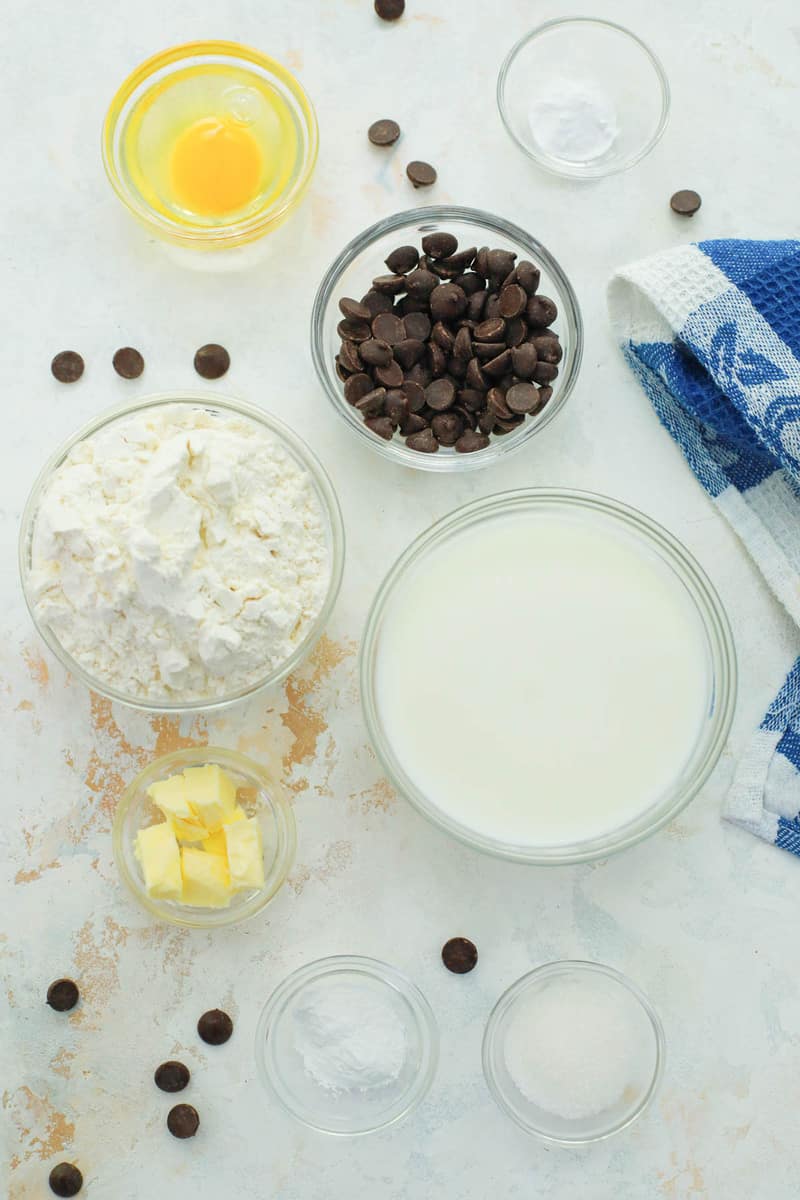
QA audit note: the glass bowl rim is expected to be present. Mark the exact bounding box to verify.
[101,39,319,246]
[360,487,737,864]
[496,17,671,179]
[254,953,440,1135]
[482,959,666,1144]
[18,390,345,714]
[310,204,584,473]
[111,744,297,929]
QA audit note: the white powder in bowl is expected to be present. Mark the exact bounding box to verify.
[292,980,408,1094]
[528,80,618,163]
[504,976,640,1120]
[28,404,330,703]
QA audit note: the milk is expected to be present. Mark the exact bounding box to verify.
[373,509,710,847]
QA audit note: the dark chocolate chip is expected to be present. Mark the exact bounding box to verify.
[431,321,455,353]
[361,289,394,317]
[486,248,517,282]
[406,160,437,188]
[51,351,84,383]
[400,411,428,436]
[487,387,514,419]
[403,380,426,412]
[538,385,553,409]
[427,341,447,378]
[532,335,563,364]
[429,283,467,322]
[425,378,456,411]
[47,979,79,1012]
[344,373,374,405]
[197,1008,233,1046]
[455,431,490,454]
[375,0,404,18]
[372,273,407,295]
[155,1061,191,1093]
[483,348,512,379]
[454,325,473,361]
[384,390,408,425]
[421,232,458,260]
[49,1163,83,1197]
[533,361,559,384]
[431,411,464,446]
[167,1103,200,1139]
[193,343,230,379]
[440,248,477,273]
[403,311,431,340]
[339,297,372,322]
[355,387,387,416]
[405,268,439,299]
[339,339,363,373]
[393,338,426,369]
[375,359,404,389]
[454,271,484,296]
[441,936,479,973]
[465,357,488,391]
[506,382,540,414]
[112,346,144,379]
[478,409,496,434]
[335,358,350,382]
[473,340,506,361]
[365,416,395,440]
[447,354,467,380]
[525,296,558,327]
[498,284,527,319]
[338,318,372,343]
[385,245,419,274]
[515,260,541,295]
[670,189,702,216]
[458,388,485,413]
[511,343,538,379]
[504,316,528,347]
[371,313,406,345]
[360,338,393,367]
[474,317,506,342]
[406,428,439,452]
[368,118,401,146]
[405,361,432,388]
[467,290,487,321]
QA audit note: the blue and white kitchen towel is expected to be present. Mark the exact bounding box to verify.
[608,238,800,856]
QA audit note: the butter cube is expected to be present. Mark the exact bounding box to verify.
[180,846,231,908]
[135,821,182,901]
[224,817,265,892]
[202,806,246,856]
[183,764,238,833]
[147,774,206,842]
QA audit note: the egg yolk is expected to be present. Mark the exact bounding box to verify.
[170,116,262,216]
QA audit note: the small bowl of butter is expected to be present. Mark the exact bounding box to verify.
[113,747,296,928]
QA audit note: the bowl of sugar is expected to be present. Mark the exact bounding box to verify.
[483,961,665,1143]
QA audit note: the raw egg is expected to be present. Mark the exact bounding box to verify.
[170,115,263,216]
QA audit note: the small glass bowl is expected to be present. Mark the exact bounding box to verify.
[483,961,665,1144]
[497,19,670,179]
[311,205,583,472]
[113,746,296,929]
[103,41,318,248]
[360,489,736,864]
[255,955,439,1135]
[19,392,344,714]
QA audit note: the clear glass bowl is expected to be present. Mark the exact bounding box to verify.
[255,955,439,1135]
[360,489,737,864]
[113,746,296,929]
[19,392,344,713]
[483,961,665,1143]
[497,19,670,179]
[311,205,583,472]
[103,41,318,248]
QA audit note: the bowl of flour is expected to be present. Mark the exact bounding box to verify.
[20,394,344,710]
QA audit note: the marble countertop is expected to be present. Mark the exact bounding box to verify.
[4,1,800,1196]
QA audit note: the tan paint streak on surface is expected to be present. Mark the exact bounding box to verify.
[290,839,353,894]
[6,1085,74,1163]
[285,48,303,69]
[149,714,207,756]
[72,916,129,1028]
[15,699,33,711]
[281,637,355,788]
[63,749,74,768]
[15,859,60,885]
[49,1048,76,1079]
[22,646,49,689]
[311,193,339,237]
[354,776,396,814]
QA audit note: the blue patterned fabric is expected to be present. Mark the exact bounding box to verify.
[608,239,800,856]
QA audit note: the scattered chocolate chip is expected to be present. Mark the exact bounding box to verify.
[400,411,427,436]
[441,937,479,973]
[406,161,437,189]
[403,380,426,412]
[155,1061,191,1093]
[51,351,84,384]
[47,979,79,1012]
[483,348,512,379]
[368,118,401,146]
[422,232,458,260]
[455,430,490,454]
[431,321,455,353]
[385,245,419,274]
[112,346,144,379]
[339,296,372,322]
[193,343,230,379]
[506,382,540,414]
[670,189,702,216]
[197,1008,233,1046]
[375,0,404,18]
[167,1103,199,1139]
[406,428,439,452]
[49,1163,83,1197]
[339,339,363,374]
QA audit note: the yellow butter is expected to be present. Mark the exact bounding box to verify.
[180,846,232,908]
[147,774,206,842]
[135,821,182,901]
[223,816,265,891]
[201,806,246,856]
[183,763,238,833]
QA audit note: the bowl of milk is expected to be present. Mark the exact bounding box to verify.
[361,489,736,864]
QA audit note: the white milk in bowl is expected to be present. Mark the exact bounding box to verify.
[368,494,721,857]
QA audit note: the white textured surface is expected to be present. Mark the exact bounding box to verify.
[2,1,800,1197]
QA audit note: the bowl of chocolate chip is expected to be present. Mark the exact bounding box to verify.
[311,206,582,471]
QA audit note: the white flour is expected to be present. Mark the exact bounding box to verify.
[528,80,618,163]
[293,981,407,1093]
[29,404,329,702]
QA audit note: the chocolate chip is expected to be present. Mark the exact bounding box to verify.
[483,348,512,379]
[372,273,407,295]
[538,385,553,409]
[338,340,362,374]
[532,335,563,364]
[474,317,506,342]
[406,428,439,452]
[375,0,404,18]
[441,936,478,973]
[368,118,401,146]
[440,248,477,274]
[455,431,490,454]
[403,311,431,340]
[473,341,506,361]
[431,321,455,353]
[359,338,392,367]
[197,1008,233,1046]
[385,390,408,425]
[355,387,387,416]
[405,267,439,299]
[403,380,426,412]
[361,289,394,317]
[486,248,516,283]
[47,979,79,1012]
[487,387,514,420]
[427,341,447,378]
[506,382,540,414]
[465,357,488,391]
[50,351,84,383]
[112,346,144,379]
[478,409,496,434]
[533,361,559,384]
[670,189,702,216]
[406,160,437,188]
[454,325,473,361]
[425,378,456,411]
[167,1103,199,1139]
[193,343,230,379]
[405,361,432,388]
[371,313,406,345]
[515,260,541,295]
[504,316,528,347]
[498,283,527,320]
[374,359,404,388]
[400,411,427,436]
[525,296,557,328]
[422,232,458,260]
[155,1061,190,1093]
[454,270,484,296]
[467,290,487,321]
[393,338,425,369]
[385,245,419,274]
[339,296,372,322]
[365,416,395,440]
[429,283,467,322]
[335,358,350,382]
[344,373,373,405]
[49,1163,83,1197]
[511,343,538,379]
[431,411,463,445]
[458,388,485,412]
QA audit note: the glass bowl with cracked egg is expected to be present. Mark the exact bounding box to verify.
[311,205,582,472]
[18,393,344,713]
[113,746,296,928]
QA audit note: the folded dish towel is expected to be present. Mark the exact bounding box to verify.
[608,238,800,856]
